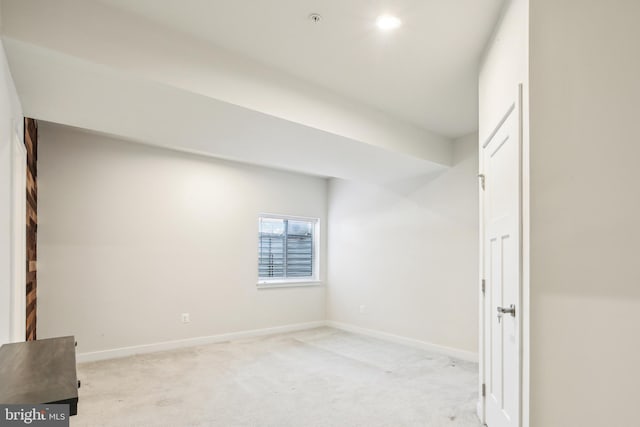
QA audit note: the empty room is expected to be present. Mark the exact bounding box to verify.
[1,1,638,426]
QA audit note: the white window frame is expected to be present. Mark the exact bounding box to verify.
[257,213,321,288]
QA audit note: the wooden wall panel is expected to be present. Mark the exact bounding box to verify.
[25,118,38,341]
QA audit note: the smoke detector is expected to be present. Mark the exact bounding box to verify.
[308,13,322,23]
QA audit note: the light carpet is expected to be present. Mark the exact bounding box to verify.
[72,327,481,427]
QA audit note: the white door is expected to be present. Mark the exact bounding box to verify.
[482,89,522,427]
[10,130,26,342]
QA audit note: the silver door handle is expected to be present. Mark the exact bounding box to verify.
[497,304,516,317]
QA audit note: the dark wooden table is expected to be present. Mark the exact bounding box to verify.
[0,336,79,415]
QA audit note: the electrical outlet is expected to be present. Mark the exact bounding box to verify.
[359,305,366,314]
[181,313,191,323]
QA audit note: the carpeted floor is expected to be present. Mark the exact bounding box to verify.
[71,327,481,427]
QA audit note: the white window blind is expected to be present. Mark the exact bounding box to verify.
[258,216,317,282]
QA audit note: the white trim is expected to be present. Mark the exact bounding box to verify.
[257,281,323,289]
[77,321,325,363]
[518,82,526,427]
[258,212,319,222]
[520,79,531,427]
[478,115,486,425]
[326,321,479,363]
[258,213,321,283]
[9,129,26,343]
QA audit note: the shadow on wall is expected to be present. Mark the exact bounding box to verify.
[347,134,478,227]
[326,133,479,353]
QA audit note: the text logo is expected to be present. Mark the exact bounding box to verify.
[0,405,68,427]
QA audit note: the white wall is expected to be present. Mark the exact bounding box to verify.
[326,134,479,355]
[478,0,529,144]
[483,0,640,424]
[529,0,640,425]
[0,37,23,346]
[37,123,327,354]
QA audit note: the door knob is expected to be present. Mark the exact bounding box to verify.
[497,304,516,316]
[497,304,516,323]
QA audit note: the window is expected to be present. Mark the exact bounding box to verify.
[258,215,319,285]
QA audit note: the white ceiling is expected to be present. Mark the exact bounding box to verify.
[0,0,505,183]
[97,0,505,138]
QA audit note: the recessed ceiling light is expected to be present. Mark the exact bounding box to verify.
[376,14,402,31]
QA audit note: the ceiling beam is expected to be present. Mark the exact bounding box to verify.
[5,38,446,183]
[0,0,453,168]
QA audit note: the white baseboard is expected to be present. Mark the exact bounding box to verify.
[77,321,325,363]
[326,321,479,363]
[78,320,478,364]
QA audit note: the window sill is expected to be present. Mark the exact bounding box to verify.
[257,280,323,289]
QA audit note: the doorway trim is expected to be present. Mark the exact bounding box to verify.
[10,128,26,342]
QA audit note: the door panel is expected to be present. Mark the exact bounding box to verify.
[483,93,521,427]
